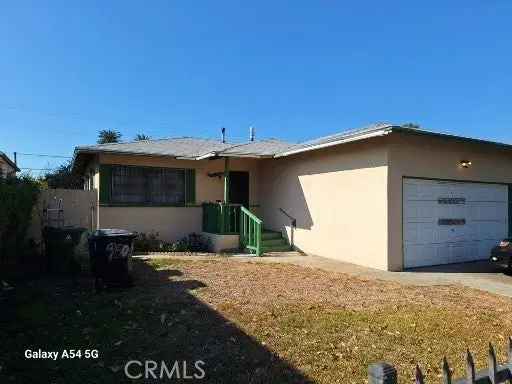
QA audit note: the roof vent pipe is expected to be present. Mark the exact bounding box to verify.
[249,126,255,142]
[221,127,226,143]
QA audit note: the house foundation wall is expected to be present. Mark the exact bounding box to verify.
[99,206,202,242]
[201,232,240,253]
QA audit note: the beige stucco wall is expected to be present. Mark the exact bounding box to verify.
[259,138,389,270]
[99,206,202,242]
[387,133,512,271]
[91,154,260,241]
[27,188,98,251]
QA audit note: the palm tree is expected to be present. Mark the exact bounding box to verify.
[134,133,151,141]
[97,130,122,144]
[402,123,420,129]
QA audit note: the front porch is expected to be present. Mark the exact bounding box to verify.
[200,157,290,255]
[201,202,290,255]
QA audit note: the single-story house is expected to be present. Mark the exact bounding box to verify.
[0,151,19,178]
[72,123,512,271]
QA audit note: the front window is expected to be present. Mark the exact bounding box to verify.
[111,165,186,205]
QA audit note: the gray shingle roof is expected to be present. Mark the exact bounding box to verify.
[275,123,395,156]
[72,124,404,164]
[293,123,392,148]
[277,123,512,157]
[76,137,234,159]
[74,123,512,171]
[218,139,294,157]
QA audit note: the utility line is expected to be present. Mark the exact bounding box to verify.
[16,152,72,159]
[19,167,54,171]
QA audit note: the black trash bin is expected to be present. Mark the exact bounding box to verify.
[43,226,87,274]
[88,229,137,290]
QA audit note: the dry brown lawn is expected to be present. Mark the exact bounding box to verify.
[146,257,512,383]
[3,257,512,384]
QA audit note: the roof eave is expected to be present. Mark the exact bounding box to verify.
[275,126,394,158]
[221,153,274,159]
[394,126,512,150]
[0,152,20,172]
[74,148,183,159]
[196,151,275,159]
[195,152,217,160]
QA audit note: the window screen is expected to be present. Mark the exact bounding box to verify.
[111,165,186,204]
[148,168,185,204]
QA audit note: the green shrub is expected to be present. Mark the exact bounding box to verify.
[166,233,211,252]
[0,176,41,264]
[133,231,162,253]
[133,232,211,253]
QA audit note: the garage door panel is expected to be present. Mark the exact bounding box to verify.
[467,204,507,221]
[404,222,437,244]
[464,223,478,239]
[477,185,508,201]
[471,202,507,221]
[403,223,419,243]
[405,201,466,222]
[403,179,509,268]
[405,244,441,266]
[476,221,507,239]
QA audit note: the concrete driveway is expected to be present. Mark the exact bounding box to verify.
[237,254,512,298]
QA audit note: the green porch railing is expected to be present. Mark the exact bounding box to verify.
[202,202,241,234]
[240,206,262,256]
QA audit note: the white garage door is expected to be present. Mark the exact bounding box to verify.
[403,178,509,268]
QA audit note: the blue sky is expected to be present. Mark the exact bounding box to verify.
[1,1,511,174]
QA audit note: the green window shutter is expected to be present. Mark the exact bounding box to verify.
[185,169,196,205]
[99,165,112,203]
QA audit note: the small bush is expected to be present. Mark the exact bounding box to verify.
[133,232,211,253]
[0,176,41,265]
[167,233,211,253]
[133,231,162,253]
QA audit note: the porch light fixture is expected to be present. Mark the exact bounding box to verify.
[207,172,223,179]
[459,160,472,168]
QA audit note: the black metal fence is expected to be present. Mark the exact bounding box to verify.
[368,338,512,384]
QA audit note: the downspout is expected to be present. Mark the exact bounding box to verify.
[223,157,230,204]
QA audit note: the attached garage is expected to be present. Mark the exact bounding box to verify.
[403,178,509,268]
[263,124,512,271]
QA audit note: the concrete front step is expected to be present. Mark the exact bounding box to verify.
[261,231,282,240]
[243,229,292,254]
[262,244,291,253]
[261,238,288,247]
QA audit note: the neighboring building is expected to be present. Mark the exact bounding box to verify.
[72,124,512,271]
[0,151,19,178]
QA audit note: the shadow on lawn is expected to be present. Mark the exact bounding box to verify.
[0,258,315,383]
[131,258,315,383]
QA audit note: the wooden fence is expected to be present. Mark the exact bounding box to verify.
[369,338,512,384]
